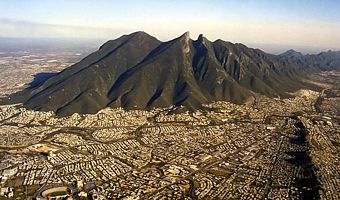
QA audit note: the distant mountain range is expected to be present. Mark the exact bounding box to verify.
[4,31,340,116]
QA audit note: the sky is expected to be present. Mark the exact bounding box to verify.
[0,0,340,53]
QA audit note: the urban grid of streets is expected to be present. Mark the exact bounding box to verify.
[0,49,339,200]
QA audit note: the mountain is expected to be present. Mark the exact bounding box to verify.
[279,49,303,58]
[281,50,340,71]
[4,32,340,116]
[307,51,340,71]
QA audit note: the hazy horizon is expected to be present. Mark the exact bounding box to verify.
[0,34,337,55]
[1,0,340,53]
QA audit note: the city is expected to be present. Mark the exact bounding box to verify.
[0,70,338,199]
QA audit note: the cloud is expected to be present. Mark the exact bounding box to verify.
[1,18,339,53]
[223,21,340,49]
[0,18,128,39]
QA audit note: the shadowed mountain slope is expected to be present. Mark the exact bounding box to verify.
[21,32,161,115]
